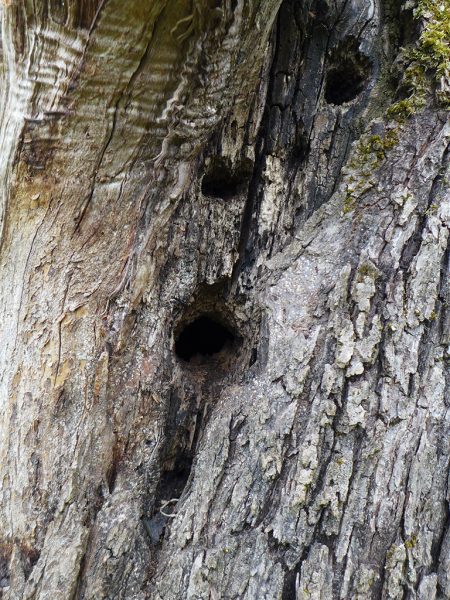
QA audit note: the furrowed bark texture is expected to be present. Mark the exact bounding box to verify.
[0,0,449,598]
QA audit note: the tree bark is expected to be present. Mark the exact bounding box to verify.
[0,0,449,598]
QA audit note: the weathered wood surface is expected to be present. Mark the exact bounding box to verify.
[0,0,448,598]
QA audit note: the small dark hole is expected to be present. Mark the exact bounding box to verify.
[324,40,371,105]
[399,8,419,47]
[158,453,193,503]
[175,315,234,362]
[282,570,298,600]
[325,64,367,104]
[201,158,252,199]
[107,461,118,494]
[202,173,236,199]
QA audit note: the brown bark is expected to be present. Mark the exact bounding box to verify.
[0,1,449,598]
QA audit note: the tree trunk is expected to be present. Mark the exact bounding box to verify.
[0,0,449,598]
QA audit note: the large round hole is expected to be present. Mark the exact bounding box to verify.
[325,64,367,104]
[324,39,371,105]
[175,315,235,362]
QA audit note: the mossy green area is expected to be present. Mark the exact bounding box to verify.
[388,0,450,121]
[342,128,399,213]
[404,535,418,550]
[355,131,399,164]
[342,0,449,214]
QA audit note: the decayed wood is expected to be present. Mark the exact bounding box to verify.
[0,0,448,598]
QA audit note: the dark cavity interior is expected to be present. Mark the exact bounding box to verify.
[175,315,234,362]
[201,158,252,199]
[324,40,371,105]
[157,453,193,508]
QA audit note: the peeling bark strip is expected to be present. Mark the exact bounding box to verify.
[0,0,449,598]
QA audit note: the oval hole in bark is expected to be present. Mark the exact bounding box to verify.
[175,314,235,362]
[324,39,371,105]
[201,158,253,199]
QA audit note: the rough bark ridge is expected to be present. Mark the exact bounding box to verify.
[0,0,448,598]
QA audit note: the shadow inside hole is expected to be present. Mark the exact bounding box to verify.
[324,39,371,105]
[282,570,299,600]
[157,453,193,508]
[399,8,418,47]
[201,158,253,199]
[175,315,235,362]
[143,452,193,546]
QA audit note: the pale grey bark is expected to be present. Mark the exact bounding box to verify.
[0,1,448,599]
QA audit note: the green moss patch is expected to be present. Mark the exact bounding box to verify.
[389,0,450,121]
